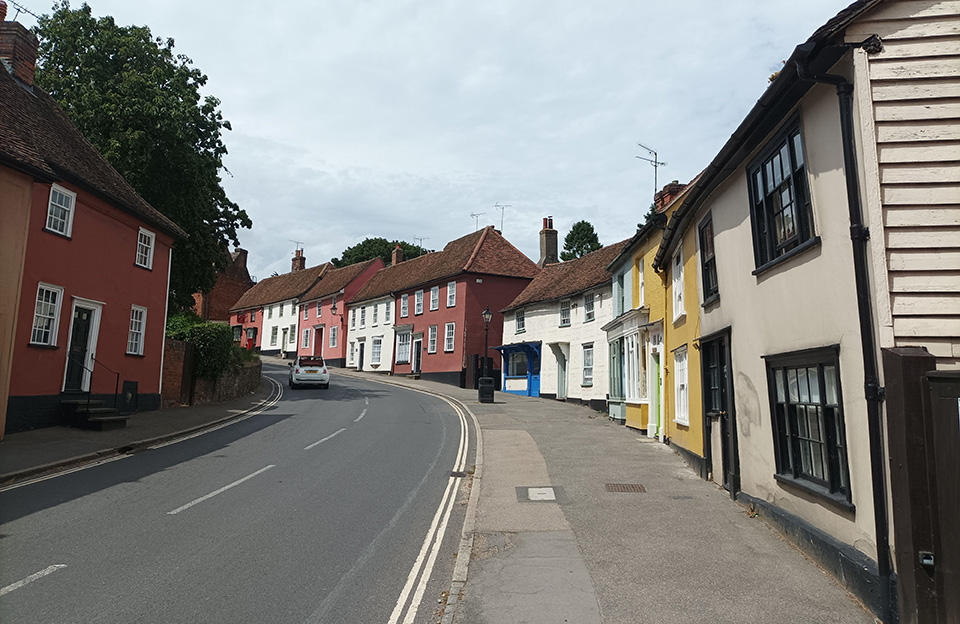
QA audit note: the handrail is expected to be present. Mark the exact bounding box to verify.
[64,352,121,413]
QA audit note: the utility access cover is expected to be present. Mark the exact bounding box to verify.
[516,486,564,502]
[605,483,647,493]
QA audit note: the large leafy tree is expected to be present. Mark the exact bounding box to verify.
[332,238,426,268]
[560,220,602,261]
[33,2,251,311]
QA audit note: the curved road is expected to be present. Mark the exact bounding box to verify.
[0,362,473,623]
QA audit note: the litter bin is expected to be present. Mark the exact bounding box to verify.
[478,377,495,403]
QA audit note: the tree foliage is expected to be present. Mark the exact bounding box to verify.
[560,221,602,261]
[34,2,251,312]
[332,237,427,268]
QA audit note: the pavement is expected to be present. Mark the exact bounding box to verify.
[0,367,878,623]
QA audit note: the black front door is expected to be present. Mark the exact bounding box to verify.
[704,333,739,497]
[358,343,365,370]
[65,306,93,391]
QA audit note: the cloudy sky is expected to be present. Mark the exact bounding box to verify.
[18,0,848,279]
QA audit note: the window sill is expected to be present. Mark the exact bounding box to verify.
[559,323,571,328]
[701,293,720,309]
[516,329,526,334]
[774,473,855,513]
[752,236,821,277]
[43,227,72,240]
[125,352,145,358]
[28,342,59,349]
[672,313,686,325]
[582,382,593,388]
[674,419,690,427]
[134,263,153,271]
[584,318,595,323]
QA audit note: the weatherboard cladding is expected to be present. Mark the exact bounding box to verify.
[504,239,631,311]
[229,262,333,311]
[351,226,538,304]
[0,61,186,238]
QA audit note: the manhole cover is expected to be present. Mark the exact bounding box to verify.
[605,483,646,493]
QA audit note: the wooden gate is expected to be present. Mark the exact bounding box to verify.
[883,347,960,624]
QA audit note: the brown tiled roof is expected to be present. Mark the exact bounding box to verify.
[351,227,537,304]
[300,258,380,302]
[230,263,333,311]
[503,239,630,312]
[0,65,186,238]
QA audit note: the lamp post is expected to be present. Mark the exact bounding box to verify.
[479,306,494,403]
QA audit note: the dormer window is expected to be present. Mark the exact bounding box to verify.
[45,184,76,237]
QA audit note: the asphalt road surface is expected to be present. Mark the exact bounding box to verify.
[0,363,473,623]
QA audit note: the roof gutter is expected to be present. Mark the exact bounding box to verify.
[795,34,893,624]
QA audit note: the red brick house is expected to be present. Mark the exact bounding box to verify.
[296,257,383,367]
[0,17,187,434]
[349,227,538,388]
[192,248,254,322]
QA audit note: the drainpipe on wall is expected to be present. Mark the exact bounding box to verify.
[795,36,892,624]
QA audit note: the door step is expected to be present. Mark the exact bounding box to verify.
[406,374,421,380]
[60,394,127,430]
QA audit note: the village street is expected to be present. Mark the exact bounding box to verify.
[0,363,471,624]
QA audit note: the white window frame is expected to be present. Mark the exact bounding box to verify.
[329,325,338,348]
[317,301,322,316]
[127,305,147,355]
[360,306,366,328]
[372,336,382,364]
[444,322,455,352]
[415,290,424,315]
[385,299,391,322]
[135,228,156,269]
[396,332,411,363]
[349,341,355,363]
[30,283,64,346]
[302,328,311,348]
[373,304,379,326]
[289,324,297,344]
[270,326,278,346]
[302,306,308,320]
[401,294,409,317]
[583,293,595,323]
[351,309,356,328]
[250,309,256,322]
[428,325,438,353]
[673,243,685,321]
[582,343,594,386]
[515,309,526,333]
[45,184,76,237]
[559,300,571,327]
[279,303,284,317]
[447,281,456,307]
[430,286,439,311]
[674,345,689,425]
[268,306,273,319]
[637,259,645,308]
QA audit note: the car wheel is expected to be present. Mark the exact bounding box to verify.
[288,380,297,389]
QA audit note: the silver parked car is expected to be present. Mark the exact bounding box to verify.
[288,355,330,389]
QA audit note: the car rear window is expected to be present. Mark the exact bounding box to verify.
[299,356,325,367]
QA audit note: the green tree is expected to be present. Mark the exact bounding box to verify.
[560,221,602,261]
[332,237,426,268]
[34,2,251,312]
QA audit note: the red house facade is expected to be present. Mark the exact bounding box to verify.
[1,18,186,433]
[350,227,537,388]
[296,258,383,367]
[192,248,254,322]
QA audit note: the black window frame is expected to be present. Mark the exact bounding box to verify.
[747,117,815,271]
[764,345,853,510]
[698,215,719,304]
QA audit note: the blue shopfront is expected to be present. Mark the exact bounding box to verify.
[495,342,541,397]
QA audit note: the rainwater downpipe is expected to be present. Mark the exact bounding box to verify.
[796,39,892,624]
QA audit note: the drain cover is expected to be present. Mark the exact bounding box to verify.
[450,471,467,477]
[606,483,646,493]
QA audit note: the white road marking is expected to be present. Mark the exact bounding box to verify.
[304,428,346,450]
[354,409,367,423]
[364,396,369,405]
[388,400,469,624]
[0,565,67,597]
[166,465,275,515]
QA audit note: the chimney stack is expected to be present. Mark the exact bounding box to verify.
[291,248,305,272]
[654,180,686,212]
[233,248,248,269]
[0,10,39,87]
[392,244,404,266]
[538,216,558,267]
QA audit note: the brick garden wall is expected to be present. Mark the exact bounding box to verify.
[192,360,262,405]
[162,338,187,409]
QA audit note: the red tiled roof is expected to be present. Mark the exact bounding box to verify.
[300,258,380,302]
[0,64,186,238]
[351,226,537,303]
[503,239,631,311]
[230,263,333,311]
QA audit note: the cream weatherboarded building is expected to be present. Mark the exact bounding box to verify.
[650,1,959,621]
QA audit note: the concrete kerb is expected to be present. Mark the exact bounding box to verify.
[0,376,283,488]
[327,369,482,624]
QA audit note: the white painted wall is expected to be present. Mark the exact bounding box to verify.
[346,296,395,373]
[261,299,299,356]
[502,284,613,404]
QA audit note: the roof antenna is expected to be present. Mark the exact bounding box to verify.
[636,141,667,207]
[413,236,429,248]
[290,240,304,252]
[494,203,511,232]
[470,211,485,231]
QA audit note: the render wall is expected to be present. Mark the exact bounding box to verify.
[261,299,298,357]
[346,296,396,373]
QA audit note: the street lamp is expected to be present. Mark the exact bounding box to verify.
[482,306,492,376]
